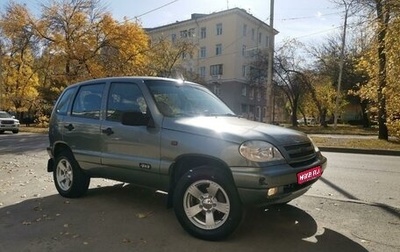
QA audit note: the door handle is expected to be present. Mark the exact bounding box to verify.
[102,127,114,136]
[64,124,74,131]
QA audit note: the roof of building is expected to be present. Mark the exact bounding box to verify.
[146,7,279,34]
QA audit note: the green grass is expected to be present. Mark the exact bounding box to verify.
[293,124,400,151]
[310,136,400,151]
[290,124,378,135]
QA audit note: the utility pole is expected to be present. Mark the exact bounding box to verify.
[266,0,274,123]
[334,0,351,128]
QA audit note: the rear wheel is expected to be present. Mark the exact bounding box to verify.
[173,167,242,241]
[12,129,19,134]
[53,150,90,198]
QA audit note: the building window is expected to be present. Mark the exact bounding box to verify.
[258,32,262,44]
[216,23,223,35]
[249,87,254,100]
[242,45,246,56]
[200,27,206,39]
[213,85,221,96]
[199,66,206,78]
[200,47,206,58]
[188,28,195,37]
[242,85,247,96]
[266,35,270,47]
[171,34,176,43]
[243,24,247,36]
[216,44,222,55]
[242,65,247,77]
[251,28,255,40]
[256,106,261,120]
[180,30,187,38]
[241,104,248,113]
[210,64,223,75]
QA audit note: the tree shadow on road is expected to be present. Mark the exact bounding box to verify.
[0,133,48,155]
[0,184,368,252]
[233,204,367,252]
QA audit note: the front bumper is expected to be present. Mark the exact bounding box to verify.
[231,153,327,206]
[0,124,19,131]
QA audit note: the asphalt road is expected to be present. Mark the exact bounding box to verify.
[0,133,399,252]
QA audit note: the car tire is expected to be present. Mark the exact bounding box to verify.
[12,130,19,134]
[173,166,243,241]
[53,150,90,198]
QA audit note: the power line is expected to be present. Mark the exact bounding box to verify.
[279,11,344,22]
[134,0,179,19]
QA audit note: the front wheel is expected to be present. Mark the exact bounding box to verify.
[173,167,243,241]
[53,150,90,198]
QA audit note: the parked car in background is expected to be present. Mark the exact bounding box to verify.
[297,117,316,126]
[47,77,327,241]
[0,111,20,134]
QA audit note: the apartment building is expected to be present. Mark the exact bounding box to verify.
[147,8,278,122]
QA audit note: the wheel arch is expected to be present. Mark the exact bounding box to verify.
[48,142,73,172]
[166,154,236,208]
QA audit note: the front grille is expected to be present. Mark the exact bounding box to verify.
[283,143,316,167]
[1,120,14,125]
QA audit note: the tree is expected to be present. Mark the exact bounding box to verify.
[34,0,150,110]
[147,36,197,79]
[0,2,40,117]
[307,33,370,127]
[273,40,309,126]
[355,0,400,139]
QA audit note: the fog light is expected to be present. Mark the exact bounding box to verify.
[267,187,278,196]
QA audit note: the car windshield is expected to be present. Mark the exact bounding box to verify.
[0,111,12,118]
[146,80,235,117]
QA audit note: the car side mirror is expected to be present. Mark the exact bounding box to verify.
[121,111,152,127]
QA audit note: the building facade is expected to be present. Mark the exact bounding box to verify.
[147,8,278,122]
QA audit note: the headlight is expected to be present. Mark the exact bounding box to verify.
[239,140,284,162]
[308,136,320,152]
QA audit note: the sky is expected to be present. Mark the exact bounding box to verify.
[2,0,345,45]
[104,0,345,44]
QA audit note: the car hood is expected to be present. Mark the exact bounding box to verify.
[162,116,310,146]
[0,118,19,122]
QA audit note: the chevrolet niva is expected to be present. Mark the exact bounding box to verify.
[47,77,327,240]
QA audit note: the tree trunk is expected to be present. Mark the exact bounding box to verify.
[376,0,389,140]
[360,100,371,128]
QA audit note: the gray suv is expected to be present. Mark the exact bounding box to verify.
[47,77,327,240]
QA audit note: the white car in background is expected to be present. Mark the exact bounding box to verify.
[0,111,20,134]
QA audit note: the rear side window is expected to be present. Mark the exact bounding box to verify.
[72,83,105,119]
[106,82,147,121]
[55,87,76,115]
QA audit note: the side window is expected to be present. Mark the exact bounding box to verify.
[55,87,76,115]
[71,83,105,119]
[106,82,147,122]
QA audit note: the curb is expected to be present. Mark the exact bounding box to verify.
[319,147,400,156]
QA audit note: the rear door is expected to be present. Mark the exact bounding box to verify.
[63,82,105,169]
[100,81,161,188]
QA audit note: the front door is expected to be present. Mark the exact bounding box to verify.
[100,81,161,188]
